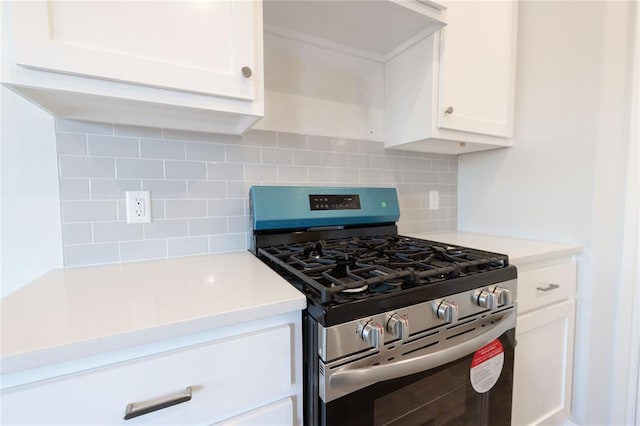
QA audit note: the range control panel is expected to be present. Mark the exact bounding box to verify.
[309,194,361,211]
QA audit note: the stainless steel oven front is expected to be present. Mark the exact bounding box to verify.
[304,282,517,426]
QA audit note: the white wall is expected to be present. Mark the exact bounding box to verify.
[458,1,637,424]
[1,86,63,297]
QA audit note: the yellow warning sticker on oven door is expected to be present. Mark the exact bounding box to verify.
[470,339,504,393]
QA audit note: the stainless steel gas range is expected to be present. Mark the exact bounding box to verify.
[250,186,517,426]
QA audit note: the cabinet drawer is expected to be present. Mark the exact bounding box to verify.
[1,325,292,425]
[516,261,576,314]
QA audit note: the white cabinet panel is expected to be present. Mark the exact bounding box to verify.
[517,261,577,314]
[1,325,292,425]
[437,0,517,137]
[513,299,575,426]
[385,0,519,154]
[10,1,256,100]
[216,398,293,425]
[1,0,263,134]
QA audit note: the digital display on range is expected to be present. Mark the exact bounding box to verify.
[309,194,361,211]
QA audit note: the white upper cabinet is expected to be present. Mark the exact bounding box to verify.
[1,0,264,134]
[385,0,519,154]
[257,0,447,142]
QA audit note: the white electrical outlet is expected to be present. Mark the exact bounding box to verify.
[126,191,151,223]
[429,190,440,210]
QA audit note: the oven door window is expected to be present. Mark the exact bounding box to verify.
[321,330,515,426]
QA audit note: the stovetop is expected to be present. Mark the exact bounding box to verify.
[257,234,516,326]
[250,186,516,326]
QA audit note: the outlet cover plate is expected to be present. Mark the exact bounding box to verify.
[126,191,151,223]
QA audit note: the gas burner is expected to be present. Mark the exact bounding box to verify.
[258,235,508,304]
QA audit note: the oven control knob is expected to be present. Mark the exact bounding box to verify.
[475,290,497,310]
[436,300,458,323]
[360,321,384,349]
[386,314,409,340]
[493,286,513,305]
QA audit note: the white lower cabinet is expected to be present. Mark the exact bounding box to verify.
[512,260,577,425]
[1,322,299,425]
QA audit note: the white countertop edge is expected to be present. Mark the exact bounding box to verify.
[1,297,305,380]
[408,231,583,265]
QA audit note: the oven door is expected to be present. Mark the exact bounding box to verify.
[317,313,516,426]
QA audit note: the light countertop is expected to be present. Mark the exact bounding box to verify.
[1,252,306,375]
[409,231,582,265]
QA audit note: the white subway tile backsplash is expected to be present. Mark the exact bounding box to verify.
[64,243,119,266]
[62,200,118,222]
[207,163,244,181]
[322,152,348,168]
[207,199,244,217]
[60,179,90,200]
[262,147,293,165]
[166,200,207,218]
[431,159,450,172]
[226,181,246,198]
[57,119,113,135]
[392,157,413,170]
[62,223,92,245]
[185,142,225,161]
[359,140,384,155]
[372,156,394,170]
[228,216,249,233]
[335,168,359,183]
[186,142,225,161]
[116,159,164,179]
[93,222,143,242]
[144,219,189,239]
[140,139,186,160]
[244,164,278,181]
[308,166,336,182]
[293,150,322,166]
[168,237,209,257]
[60,156,115,178]
[226,144,261,164]
[440,172,458,185]
[189,217,227,236]
[56,122,457,267]
[278,165,307,182]
[120,239,167,261]
[57,133,87,156]
[187,181,226,199]
[142,180,188,199]
[165,160,206,180]
[277,132,307,149]
[205,133,242,145]
[348,154,370,169]
[243,129,277,147]
[152,200,165,219]
[88,135,139,158]
[209,233,246,253]
[359,169,382,184]
[91,179,141,200]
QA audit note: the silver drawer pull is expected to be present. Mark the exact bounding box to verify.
[537,284,560,292]
[124,386,192,420]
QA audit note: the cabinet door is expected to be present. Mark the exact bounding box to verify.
[9,1,258,100]
[437,0,518,137]
[512,299,576,426]
[1,325,293,425]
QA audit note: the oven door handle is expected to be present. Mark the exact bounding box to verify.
[329,313,514,393]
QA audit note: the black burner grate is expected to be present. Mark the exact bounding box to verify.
[258,235,508,304]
